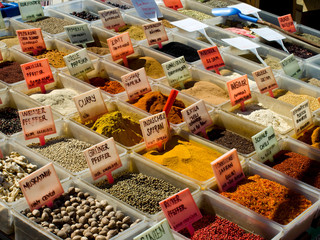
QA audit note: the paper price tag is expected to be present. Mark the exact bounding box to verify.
[251,28,285,42]
[159,188,202,233]
[134,219,174,240]
[73,88,108,122]
[98,8,126,31]
[121,68,151,101]
[222,37,260,50]
[0,11,5,29]
[63,49,94,78]
[252,126,279,162]
[252,66,278,96]
[198,46,225,73]
[64,24,94,46]
[107,32,134,65]
[83,138,122,183]
[163,0,183,10]
[19,163,64,211]
[143,21,168,47]
[16,28,46,55]
[139,112,169,149]
[171,18,208,32]
[291,100,313,135]
[278,14,296,33]
[131,0,162,19]
[211,149,245,192]
[280,54,302,79]
[162,56,191,88]
[20,59,54,93]
[181,100,212,136]
[226,74,251,110]
[18,0,44,22]
[228,3,261,15]
[18,106,56,142]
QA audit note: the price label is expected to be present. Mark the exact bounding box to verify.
[18,0,44,22]
[20,59,54,93]
[222,37,260,50]
[162,0,183,11]
[18,106,56,141]
[226,75,252,107]
[162,56,191,88]
[211,149,245,192]
[63,49,94,77]
[64,24,94,46]
[228,3,261,15]
[16,28,46,54]
[83,138,122,181]
[0,11,5,29]
[121,68,151,101]
[291,100,313,135]
[98,8,126,31]
[131,0,162,19]
[139,112,169,149]
[252,126,279,162]
[251,28,285,42]
[252,66,278,94]
[159,188,202,232]
[73,88,108,122]
[181,100,212,135]
[280,54,302,79]
[278,14,296,33]
[171,18,208,32]
[107,32,134,61]
[133,219,174,240]
[19,163,64,211]
[198,46,225,71]
[143,21,168,47]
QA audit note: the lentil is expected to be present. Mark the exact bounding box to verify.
[26,17,76,34]
[178,9,213,21]
[70,11,99,21]
[0,107,22,135]
[0,61,24,84]
[33,49,68,68]
[156,42,200,62]
[27,137,92,173]
[220,174,312,225]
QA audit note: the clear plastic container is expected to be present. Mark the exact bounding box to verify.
[209,160,320,240]
[308,54,320,67]
[12,178,146,240]
[94,0,134,12]
[13,119,126,176]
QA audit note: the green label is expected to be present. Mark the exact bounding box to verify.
[280,54,302,79]
[133,219,174,240]
[162,56,191,88]
[18,0,44,22]
[0,12,5,30]
[64,24,94,46]
[63,49,94,77]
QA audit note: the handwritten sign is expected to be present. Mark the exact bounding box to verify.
[280,54,302,79]
[222,37,260,50]
[64,24,94,46]
[163,0,183,11]
[252,126,279,162]
[19,163,64,211]
[63,49,94,77]
[198,46,225,74]
[20,59,54,94]
[18,0,44,22]
[159,188,202,234]
[83,138,121,183]
[278,14,296,33]
[18,106,56,145]
[73,88,108,122]
[226,75,251,111]
[98,8,126,31]
[252,66,278,97]
[291,100,313,135]
[0,11,5,30]
[121,68,151,101]
[211,149,245,192]
[16,28,46,55]
[134,219,174,240]
[143,21,168,48]
[162,56,191,88]
[139,112,169,149]
[181,100,212,136]
[131,0,162,19]
[171,18,208,32]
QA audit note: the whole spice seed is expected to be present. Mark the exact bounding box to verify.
[177,9,213,21]
[106,1,132,9]
[0,61,25,84]
[0,152,38,202]
[70,11,99,21]
[220,174,312,225]
[26,17,76,34]
[27,137,92,173]
[95,172,181,214]
[155,42,200,62]
[33,49,69,68]
[0,107,22,135]
[21,186,141,240]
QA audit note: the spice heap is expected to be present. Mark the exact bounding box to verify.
[177,9,213,21]
[141,135,223,181]
[118,25,145,41]
[130,91,186,124]
[180,214,265,240]
[301,77,320,87]
[0,61,25,84]
[33,49,69,68]
[89,77,124,95]
[265,41,316,59]
[70,11,99,21]
[220,174,312,225]
[160,19,175,28]
[269,150,320,189]
[156,42,200,62]
[86,46,110,55]
[26,17,76,34]
[28,137,92,173]
[21,186,141,240]
[196,0,232,7]
[207,126,255,154]
[239,53,282,70]
[0,36,19,47]
[95,172,181,214]
[0,107,22,135]
[0,152,38,202]
[297,125,320,149]
[30,88,78,116]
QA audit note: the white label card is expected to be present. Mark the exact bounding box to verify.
[162,56,191,88]
[228,3,261,15]
[133,219,174,240]
[222,37,260,50]
[280,54,302,79]
[63,49,94,78]
[251,28,285,41]
[291,100,313,135]
[171,18,208,32]
[98,8,126,31]
[18,0,44,22]
[64,24,94,46]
